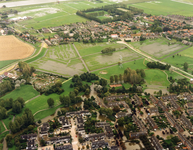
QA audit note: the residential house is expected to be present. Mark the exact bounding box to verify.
[133,94,143,106]
[95,122,109,128]
[178,133,193,150]
[149,107,158,114]
[104,125,114,139]
[58,116,71,129]
[21,133,37,140]
[187,109,193,116]
[157,100,168,111]
[42,28,50,33]
[132,115,147,132]
[84,133,105,141]
[150,95,159,104]
[39,122,50,137]
[161,95,177,101]
[91,140,109,150]
[55,144,73,150]
[180,115,193,131]
[76,124,85,134]
[186,103,193,109]
[170,99,181,110]
[165,112,176,127]
[47,136,71,145]
[115,112,130,119]
[104,95,129,101]
[76,116,84,125]
[146,116,158,129]
[27,139,37,150]
[110,146,119,150]
[129,132,147,139]
[151,136,164,150]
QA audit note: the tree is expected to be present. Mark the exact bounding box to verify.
[140,69,146,78]
[114,75,118,83]
[119,74,123,83]
[38,120,42,124]
[16,97,25,108]
[47,98,54,108]
[110,76,114,84]
[12,101,22,114]
[184,62,188,71]
[60,108,66,115]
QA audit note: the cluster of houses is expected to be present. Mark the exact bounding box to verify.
[0,71,18,83]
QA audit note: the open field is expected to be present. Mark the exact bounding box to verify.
[0,36,34,61]
[0,59,18,69]
[129,0,193,16]
[93,59,146,80]
[83,49,143,71]
[130,38,187,59]
[1,85,39,101]
[75,42,126,56]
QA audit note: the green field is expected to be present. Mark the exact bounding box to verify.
[25,48,47,63]
[1,85,39,101]
[0,59,18,69]
[3,115,13,129]
[0,121,5,133]
[0,131,9,142]
[129,0,193,16]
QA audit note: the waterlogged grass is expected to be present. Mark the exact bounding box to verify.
[1,85,39,101]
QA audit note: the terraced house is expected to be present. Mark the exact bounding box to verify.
[132,115,147,132]
[150,95,159,104]
[104,94,129,101]
[151,136,164,150]
[157,100,168,111]
[178,133,193,150]
[180,115,193,131]
[145,116,158,129]
[133,94,143,106]
[170,99,181,110]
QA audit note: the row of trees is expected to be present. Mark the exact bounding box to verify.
[79,72,99,82]
[147,62,171,70]
[0,78,14,97]
[88,11,105,17]
[44,81,64,96]
[9,108,34,134]
[101,47,115,54]
[18,61,36,79]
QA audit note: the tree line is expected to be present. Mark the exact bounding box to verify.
[147,62,171,70]
[101,47,115,54]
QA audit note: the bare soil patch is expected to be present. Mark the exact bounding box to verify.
[110,84,122,87]
[140,43,184,57]
[0,35,34,61]
[100,71,107,74]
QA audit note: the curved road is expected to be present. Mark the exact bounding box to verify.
[117,41,193,79]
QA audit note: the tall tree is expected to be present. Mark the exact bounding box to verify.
[12,101,22,114]
[119,74,122,83]
[184,62,188,71]
[47,98,54,108]
[114,75,118,83]
[110,76,114,84]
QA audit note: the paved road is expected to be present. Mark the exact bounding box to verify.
[118,41,193,79]
[73,44,90,73]
[0,0,68,7]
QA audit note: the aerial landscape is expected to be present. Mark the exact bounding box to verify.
[1,0,193,150]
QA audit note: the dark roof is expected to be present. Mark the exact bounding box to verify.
[21,133,37,140]
[55,144,73,150]
[110,146,119,150]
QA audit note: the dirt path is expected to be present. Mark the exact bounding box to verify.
[73,44,90,73]
[1,121,8,131]
[3,138,7,150]
[25,95,41,104]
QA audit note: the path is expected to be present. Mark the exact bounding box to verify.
[73,44,90,73]
[25,95,41,104]
[3,138,7,150]
[1,121,7,131]
[117,41,193,79]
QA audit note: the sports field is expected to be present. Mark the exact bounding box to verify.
[129,0,193,16]
[0,36,34,61]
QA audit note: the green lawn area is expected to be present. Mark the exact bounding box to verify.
[25,48,47,63]
[129,0,193,16]
[3,115,13,129]
[0,59,18,69]
[0,131,9,142]
[165,70,187,80]
[179,46,193,57]
[93,58,146,80]
[0,121,5,133]
[144,69,170,87]
[1,85,39,101]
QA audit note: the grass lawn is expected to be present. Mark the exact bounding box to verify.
[0,121,5,133]
[0,131,9,141]
[1,85,39,101]
[34,104,62,121]
[0,59,18,69]
[165,70,187,80]
[129,0,193,16]
[3,116,13,129]
[179,46,193,57]
[92,58,146,80]
[144,69,170,86]
[25,48,47,63]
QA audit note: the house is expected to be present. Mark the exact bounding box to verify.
[146,116,158,129]
[170,99,181,110]
[46,136,71,145]
[178,133,193,150]
[151,136,164,150]
[157,100,168,111]
[111,34,118,38]
[165,112,176,127]
[133,94,143,106]
[104,125,114,139]
[187,109,193,116]
[132,115,147,132]
[39,123,50,137]
[21,133,37,140]
[27,139,37,150]
[115,112,130,119]
[55,144,73,150]
[161,95,177,100]
[84,133,105,141]
[66,110,90,117]
[76,116,84,125]
[91,140,109,150]
[149,107,158,114]
[129,132,147,139]
[76,124,85,134]
[38,145,54,150]
[180,115,193,131]
[58,116,71,129]
[186,103,193,109]
[150,95,159,104]
[104,95,129,101]
[95,122,109,128]
[110,146,119,150]
[42,28,50,33]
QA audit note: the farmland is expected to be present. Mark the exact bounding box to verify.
[0,59,18,69]
[130,38,187,59]
[129,0,193,16]
[1,85,39,101]
[0,35,34,61]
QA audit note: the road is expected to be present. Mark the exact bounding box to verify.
[73,44,90,73]
[0,0,68,8]
[117,41,193,79]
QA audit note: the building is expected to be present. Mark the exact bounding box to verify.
[149,107,158,114]
[47,136,71,145]
[95,122,109,128]
[104,125,114,139]
[178,133,193,150]
[58,116,71,129]
[27,139,37,150]
[146,116,158,129]
[180,115,193,131]
[115,112,130,119]
[104,95,129,101]
[91,140,109,150]
[111,34,118,38]
[186,103,193,109]
[161,95,177,100]
[132,115,147,132]
[76,124,85,134]
[39,123,50,137]
[150,95,159,104]
[133,94,143,106]
[170,99,181,110]
[76,116,84,125]
[110,146,119,150]
[21,133,37,140]
[187,109,193,116]
[129,132,147,139]
[84,133,105,141]
[157,100,168,111]
[55,144,73,150]
[165,112,176,127]
[151,136,164,150]
[66,110,90,117]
